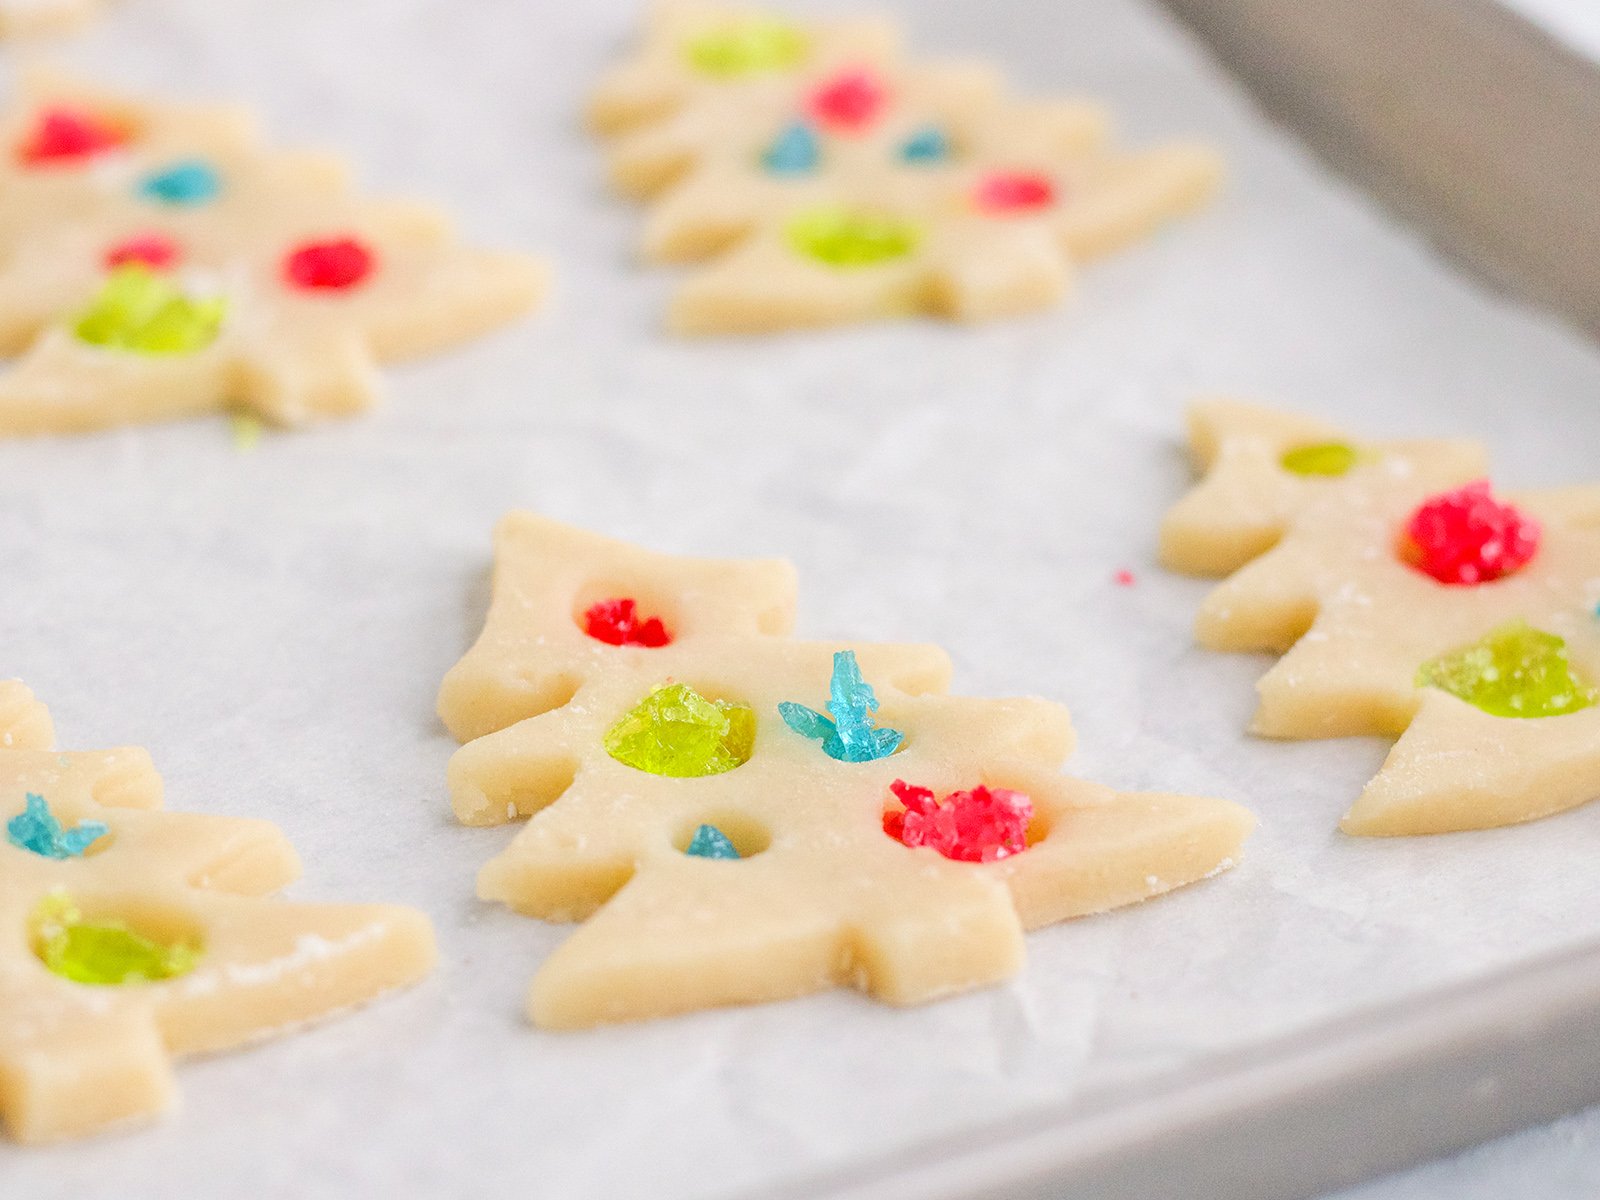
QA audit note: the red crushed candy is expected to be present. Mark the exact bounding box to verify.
[19,106,128,165]
[1114,569,1136,587]
[1402,480,1541,585]
[103,233,181,272]
[807,68,887,133]
[283,237,376,290]
[583,598,671,648]
[973,170,1057,213]
[883,779,1032,863]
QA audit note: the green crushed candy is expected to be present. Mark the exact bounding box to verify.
[605,683,755,777]
[1281,441,1359,478]
[1416,620,1598,719]
[74,264,226,355]
[33,893,199,986]
[684,18,809,77]
[787,207,920,268]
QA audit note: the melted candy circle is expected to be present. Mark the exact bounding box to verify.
[33,894,199,986]
[1281,442,1358,477]
[1401,481,1541,585]
[685,18,808,77]
[605,684,755,777]
[787,207,919,268]
[883,780,1032,863]
[74,265,225,355]
[1417,620,1597,719]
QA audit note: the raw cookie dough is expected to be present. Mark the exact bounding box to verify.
[590,3,1221,333]
[0,0,101,37]
[0,70,545,436]
[1160,400,1600,836]
[438,514,1254,1029]
[0,681,437,1143]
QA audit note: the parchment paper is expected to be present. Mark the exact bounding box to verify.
[4,1,1600,1197]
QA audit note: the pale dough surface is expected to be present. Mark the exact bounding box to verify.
[1160,400,1600,836]
[0,0,101,37]
[591,3,1220,332]
[440,514,1254,1028]
[0,70,545,435]
[0,681,437,1144]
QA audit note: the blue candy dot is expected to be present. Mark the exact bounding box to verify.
[685,824,741,860]
[139,160,222,206]
[779,650,903,763]
[899,126,949,164]
[762,121,820,175]
[6,793,108,859]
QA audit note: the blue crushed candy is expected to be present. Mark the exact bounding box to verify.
[685,824,741,859]
[139,159,222,206]
[779,649,903,762]
[7,793,108,859]
[762,121,820,174]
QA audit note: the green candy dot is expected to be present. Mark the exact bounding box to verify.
[605,683,755,777]
[33,894,199,986]
[74,264,226,355]
[1281,441,1359,477]
[684,18,808,77]
[1417,620,1598,719]
[788,207,920,268]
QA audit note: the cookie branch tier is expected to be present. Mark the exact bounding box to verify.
[0,681,436,1143]
[0,0,102,36]
[1160,400,1600,836]
[590,3,1221,333]
[438,515,1254,1029]
[0,71,545,436]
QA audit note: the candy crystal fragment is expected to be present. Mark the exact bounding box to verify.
[1417,620,1597,719]
[778,650,902,762]
[6,794,107,859]
[74,265,225,355]
[138,159,221,205]
[685,18,808,78]
[583,598,671,648]
[807,69,886,133]
[18,106,127,164]
[883,780,1032,863]
[899,125,949,163]
[762,121,820,174]
[1281,441,1358,477]
[1402,481,1541,585]
[33,894,199,986]
[605,684,755,777]
[973,171,1055,213]
[103,232,181,271]
[787,207,919,267]
[685,824,741,859]
[283,237,376,291]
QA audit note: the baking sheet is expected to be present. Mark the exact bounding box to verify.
[4,0,1600,1197]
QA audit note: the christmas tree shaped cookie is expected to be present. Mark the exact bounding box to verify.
[1161,400,1600,835]
[591,4,1221,332]
[0,680,436,1143]
[439,514,1253,1028]
[0,72,545,436]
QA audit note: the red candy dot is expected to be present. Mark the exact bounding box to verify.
[883,779,1032,863]
[1113,569,1136,587]
[583,598,671,648]
[973,170,1057,214]
[806,68,887,133]
[18,106,128,165]
[283,238,376,291]
[1401,480,1541,585]
[104,233,181,272]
